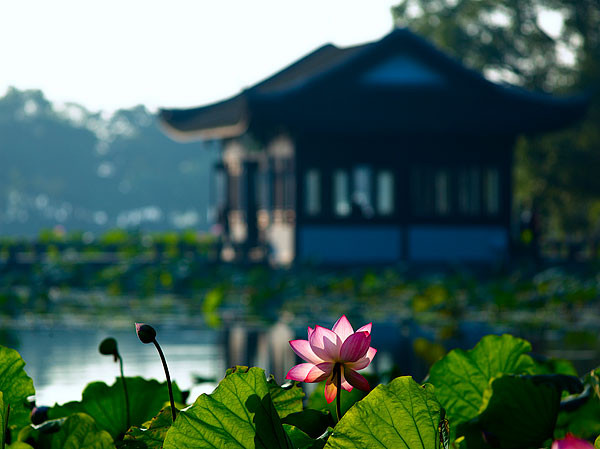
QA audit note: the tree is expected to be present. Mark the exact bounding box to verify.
[392,0,600,238]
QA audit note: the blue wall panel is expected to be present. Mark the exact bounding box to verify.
[299,225,402,263]
[408,225,508,262]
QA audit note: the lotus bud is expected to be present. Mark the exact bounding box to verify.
[30,406,49,425]
[135,323,156,344]
[134,321,177,421]
[552,434,595,449]
[99,336,130,428]
[99,337,119,362]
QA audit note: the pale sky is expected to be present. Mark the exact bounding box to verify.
[0,1,398,113]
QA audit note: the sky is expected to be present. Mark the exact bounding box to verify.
[0,1,398,114]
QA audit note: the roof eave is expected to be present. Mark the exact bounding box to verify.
[158,118,249,142]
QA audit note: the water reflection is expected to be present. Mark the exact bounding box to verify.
[7,317,600,407]
[11,327,224,405]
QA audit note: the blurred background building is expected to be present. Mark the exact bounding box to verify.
[160,29,588,265]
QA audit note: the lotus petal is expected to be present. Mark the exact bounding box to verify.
[324,379,338,404]
[285,363,316,382]
[344,367,370,391]
[332,315,354,342]
[310,325,341,361]
[289,339,324,364]
[356,323,372,334]
[347,347,377,370]
[306,362,334,383]
[340,331,371,362]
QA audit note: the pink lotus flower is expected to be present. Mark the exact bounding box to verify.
[286,315,376,403]
[552,434,595,449]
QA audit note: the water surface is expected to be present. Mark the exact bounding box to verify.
[11,326,224,405]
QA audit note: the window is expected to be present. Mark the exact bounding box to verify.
[457,167,480,216]
[257,169,270,211]
[434,169,450,215]
[411,166,432,216]
[377,170,394,215]
[411,164,501,218]
[272,157,295,213]
[333,170,350,217]
[283,158,295,210]
[304,169,321,216]
[483,168,500,215]
[214,168,227,209]
[353,165,373,218]
[229,174,240,211]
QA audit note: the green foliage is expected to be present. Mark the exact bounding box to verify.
[1,323,600,448]
[163,367,292,448]
[458,376,561,449]
[202,287,225,328]
[283,424,327,449]
[324,376,442,448]
[124,406,174,449]
[0,346,35,432]
[282,410,333,440]
[7,443,34,449]
[392,0,600,236]
[267,377,305,419]
[556,395,600,440]
[49,413,114,449]
[1,392,6,449]
[308,380,368,417]
[428,334,537,428]
[49,377,181,440]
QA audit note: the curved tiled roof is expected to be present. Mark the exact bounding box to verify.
[160,28,589,141]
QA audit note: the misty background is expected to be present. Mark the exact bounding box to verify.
[0,88,217,236]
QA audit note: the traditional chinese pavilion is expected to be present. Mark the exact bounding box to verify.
[159,28,587,265]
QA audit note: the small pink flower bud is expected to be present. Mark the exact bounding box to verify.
[135,323,156,344]
[31,406,49,425]
[552,434,595,449]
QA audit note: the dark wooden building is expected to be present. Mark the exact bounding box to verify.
[159,28,587,265]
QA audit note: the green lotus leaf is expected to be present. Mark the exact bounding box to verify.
[49,377,181,440]
[123,406,174,449]
[1,392,6,449]
[523,374,583,395]
[324,376,442,449]
[268,376,304,419]
[594,434,599,449]
[534,357,578,376]
[49,413,114,449]
[0,346,35,432]
[283,424,330,449]
[428,334,536,427]
[458,375,560,449]
[556,395,600,440]
[308,380,368,417]
[282,409,333,439]
[283,424,318,449]
[163,366,292,448]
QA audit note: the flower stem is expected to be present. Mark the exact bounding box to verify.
[336,364,342,424]
[2,404,10,449]
[118,354,131,429]
[153,339,176,422]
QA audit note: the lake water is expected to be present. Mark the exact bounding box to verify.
[6,319,428,406]
[9,326,225,406]
[6,316,600,407]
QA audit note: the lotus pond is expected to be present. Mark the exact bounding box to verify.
[2,326,600,448]
[2,234,600,447]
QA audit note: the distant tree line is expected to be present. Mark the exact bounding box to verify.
[0,88,217,236]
